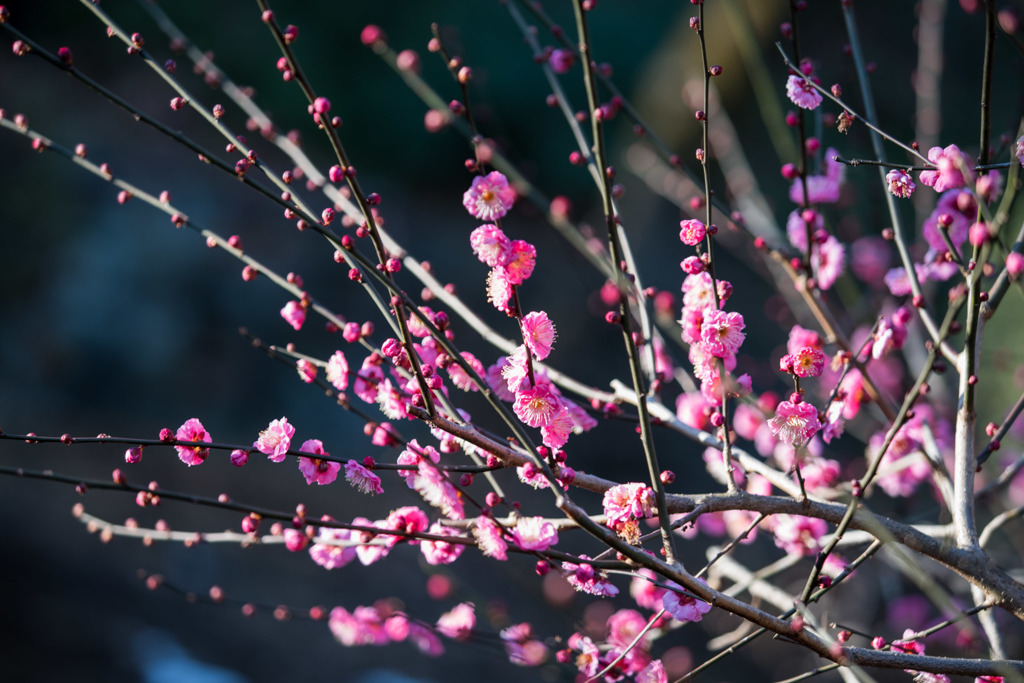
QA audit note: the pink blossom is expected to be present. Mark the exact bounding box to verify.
[699,309,746,357]
[787,325,823,355]
[436,602,476,640]
[297,439,340,485]
[353,363,383,403]
[540,403,573,449]
[352,517,391,566]
[548,48,575,73]
[375,378,409,420]
[447,351,484,392]
[789,150,844,204]
[296,358,317,383]
[886,169,916,198]
[919,144,972,192]
[511,516,558,551]
[505,240,536,284]
[662,580,712,623]
[822,399,845,444]
[637,659,668,683]
[679,219,707,246]
[568,633,601,676]
[283,528,308,552]
[325,350,349,390]
[514,384,561,428]
[383,506,429,545]
[501,345,531,394]
[562,557,619,597]
[280,300,305,330]
[414,461,464,520]
[486,356,517,401]
[473,516,508,560]
[813,234,846,290]
[462,171,515,221]
[253,416,294,462]
[502,623,549,666]
[681,272,718,310]
[344,459,383,494]
[309,525,357,570]
[370,422,398,447]
[405,306,435,338]
[603,482,655,526]
[470,224,512,267]
[486,266,514,312]
[630,569,668,611]
[421,522,467,565]
[328,605,390,646]
[521,311,556,360]
[174,418,210,466]
[607,608,652,651]
[125,446,143,464]
[922,190,971,251]
[792,346,825,378]
[850,236,892,284]
[771,514,828,555]
[785,74,822,110]
[768,398,821,444]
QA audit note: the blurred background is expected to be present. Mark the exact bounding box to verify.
[1,0,1022,681]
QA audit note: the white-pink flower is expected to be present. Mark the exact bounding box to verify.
[413,460,464,520]
[470,224,512,267]
[462,171,515,221]
[521,311,556,360]
[699,309,746,358]
[662,581,712,623]
[309,526,357,570]
[513,384,561,428]
[511,516,558,551]
[473,515,508,560]
[280,300,306,331]
[785,74,822,110]
[602,483,655,526]
[767,398,822,444]
[421,522,467,565]
[886,169,916,198]
[486,266,514,312]
[436,602,476,640]
[325,350,349,391]
[253,416,294,462]
[344,459,383,494]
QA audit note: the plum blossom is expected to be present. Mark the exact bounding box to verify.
[297,439,340,485]
[679,219,706,246]
[436,602,475,640]
[772,514,828,555]
[174,418,210,466]
[473,515,508,560]
[699,309,746,357]
[886,169,916,198]
[328,605,390,647]
[919,144,972,192]
[253,416,294,462]
[603,483,656,526]
[462,171,515,221]
[511,516,558,551]
[768,397,822,444]
[630,569,669,611]
[785,74,822,110]
[813,234,846,290]
[486,266,513,312]
[521,311,556,360]
[505,240,536,284]
[792,346,826,378]
[501,623,549,667]
[413,461,464,520]
[470,224,512,267]
[446,351,484,392]
[344,459,383,494]
[789,150,844,204]
[296,358,317,383]
[325,350,349,391]
[562,557,619,597]
[421,522,466,565]
[637,660,668,683]
[309,525,357,570]
[662,580,712,623]
[513,384,561,428]
[280,300,305,330]
[540,403,573,449]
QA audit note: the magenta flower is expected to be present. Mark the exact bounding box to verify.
[785,74,822,110]
[630,569,668,611]
[812,234,846,291]
[699,309,746,358]
[174,417,210,466]
[280,300,306,331]
[501,345,531,394]
[541,404,573,449]
[771,514,828,556]
[473,516,508,560]
[344,459,383,494]
[919,144,972,192]
[326,350,349,391]
[124,446,144,464]
[309,526,357,570]
[253,416,294,462]
[602,482,655,526]
[470,224,512,267]
[663,581,713,623]
[421,522,466,565]
[513,384,561,428]
[548,48,575,74]
[414,461,465,520]
[792,346,826,378]
[505,240,536,284]
[511,516,558,552]
[447,351,484,392]
[436,603,476,642]
[297,439,340,485]
[768,398,821,444]
[562,557,619,597]
[521,311,556,360]
[679,219,707,246]
[486,266,514,312]
[885,169,916,198]
[462,171,515,221]
[296,358,317,383]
